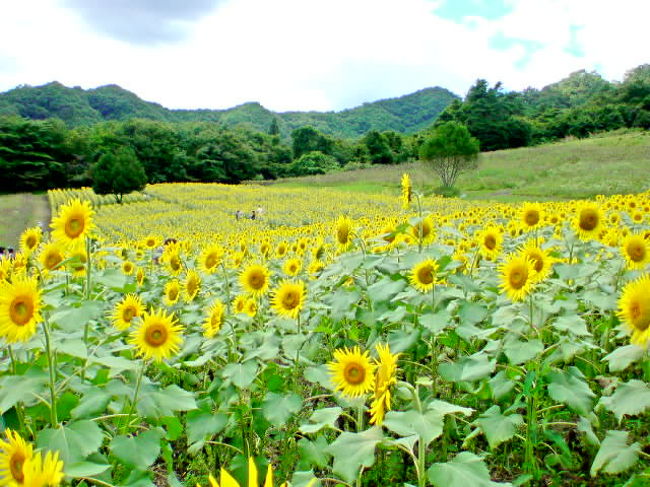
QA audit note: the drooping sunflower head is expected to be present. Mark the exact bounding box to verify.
[112,294,144,331]
[20,227,42,256]
[203,300,225,338]
[199,244,224,274]
[328,346,376,399]
[0,428,34,486]
[370,344,400,426]
[183,269,202,302]
[129,308,183,362]
[0,276,42,343]
[50,198,94,248]
[334,216,354,250]
[239,264,271,297]
[271,280,305,319]
[498,254,535,302]
[163,279,181,306]
[573,202,603,240]
[520,202,544,230]
[409,259,439,293]
[38,242,65,273]
[283,257,302,277]
[620,233,650,270]
[136,268,145,287]
[617,274,650,347]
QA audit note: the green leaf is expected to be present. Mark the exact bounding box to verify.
[95,268,128,291]
[427,451,511,487]
[222,361,259,389]
[438,353,496,382]
[546,366,595,415]
[37,420,104,467]
[304,364,333,390]
[473,405,523,450]
[326,427,384,482]
[298,436,331,468]
[552,315,591,336]
[457,301,488,326]
[71,389,111,419]
[137,384,197,418]
[598,380,650,422]
[56,338,88,359]
[262,392,303,427]
[64,454,111,478]
[0,372,48,413]
[388,328,421,354]
[300,407,342,434]
[488,371,515,401]
[503,338,544,365]
[577,417,600,447]
[367,277,405,303]
[109,429,164,470]
[419,309,451,335]
[603,345,645,372]
[186,410,228,444]
[49,301,105,332]
[384,410,444,446]
[590,430,641,476]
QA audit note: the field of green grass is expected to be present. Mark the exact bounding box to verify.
[275,130,650,201]
[0,193,49,248]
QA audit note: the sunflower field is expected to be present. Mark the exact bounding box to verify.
[1,181,649,487]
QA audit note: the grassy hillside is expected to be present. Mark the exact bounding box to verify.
[274,130,650,200]
[0,82,458,138]
[0,193,49,248]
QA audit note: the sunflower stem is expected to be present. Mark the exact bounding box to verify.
[122,360,146,435]
[356,405,365,487]
[221,262,232,313]
[7,346,27,431]
[85,236,92,300]
[42,319,58,427]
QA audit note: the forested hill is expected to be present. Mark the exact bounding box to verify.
[0,82,459,138]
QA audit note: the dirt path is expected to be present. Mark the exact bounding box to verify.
[0,193,50,249]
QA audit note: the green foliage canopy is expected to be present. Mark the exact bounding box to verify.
[92,146,147,203]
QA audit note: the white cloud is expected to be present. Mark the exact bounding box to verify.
[0,0,648,112]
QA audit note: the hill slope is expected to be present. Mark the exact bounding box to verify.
[0,82,458,138]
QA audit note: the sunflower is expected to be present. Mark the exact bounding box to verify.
[239,264,271,297]
[112,294,144,331]
[38,242,64,273]
[244,298,257,318]
[162,243,183,276]
[573,202,603,240]
[282,257,302,277]
[369,344,399,426]
[136,268,145,287]
[275,241,288,258]
[0,258,10,282]
[0,276,42,343]
[129,308,183,362]
[199,244,223,274]
[50,198,94,248]
[233,295,248,314]
[477,226,503,260]
[409,259,439,293]
[519,240,556,282]
[401,173,412,209]
[271,280,305,319]
[197,457,314,487]
[121,260,135,276]
[328,346,376,398]
[520,202,544,230]
[20,227,42,256]
[0,428,34,486]
[620,233,650,270]
[410,216,434,244]
[308,259,325,278]
[183,269,202,302]
[498,254,535,302]
[163,280,181,306]
[21,450,64,487]
[203,300,225,338]
[142,235,161,250]
[334,216,354,250]
[617,274,650,347]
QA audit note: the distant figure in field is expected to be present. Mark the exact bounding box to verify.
[153,238,178,264]
[255,207,264,219]
[250,210,256,220]
[235,210,243,220]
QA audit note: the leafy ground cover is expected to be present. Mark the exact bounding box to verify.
[0,182,649,487]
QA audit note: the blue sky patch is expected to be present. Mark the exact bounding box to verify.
[565,25,585,57]
[489,32,544,69]
[434,0,513,22]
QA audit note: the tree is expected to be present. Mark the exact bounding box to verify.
[363,130,393,164]
[92,146,147,203]
[291,126,334,159]
[288,151,339,176]
[419,122,480,190]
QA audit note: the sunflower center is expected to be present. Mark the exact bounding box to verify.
[417,266,434,285]
[9,452,25,482]
[627,242,645,262]
[123,306,136,322]
[168,287,179,301]
[528,252,544,272]
[484,235,497,250]
[337,226,350,245]
[170,256,181,271]
[509,266,528,289]
[10,296,34,326]
[65,216,85,238]
[524,210,540,226]
[145,323,168,347]
[45,252,62,270]
[343,362,366,385]
[282,291,299,309]
[187,278,199,295]
[248,272,265,289]
[26,235,37,249]
[205,254,218,269]
[579,209,599,231]
[414,222,431,239]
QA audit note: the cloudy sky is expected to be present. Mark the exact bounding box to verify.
[0,0,648,112]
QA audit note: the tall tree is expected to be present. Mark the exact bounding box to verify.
[92,146,147,203]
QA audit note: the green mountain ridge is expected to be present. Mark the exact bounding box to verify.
[0,81,459,138]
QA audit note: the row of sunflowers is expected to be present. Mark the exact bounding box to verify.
[1,180,649,486]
